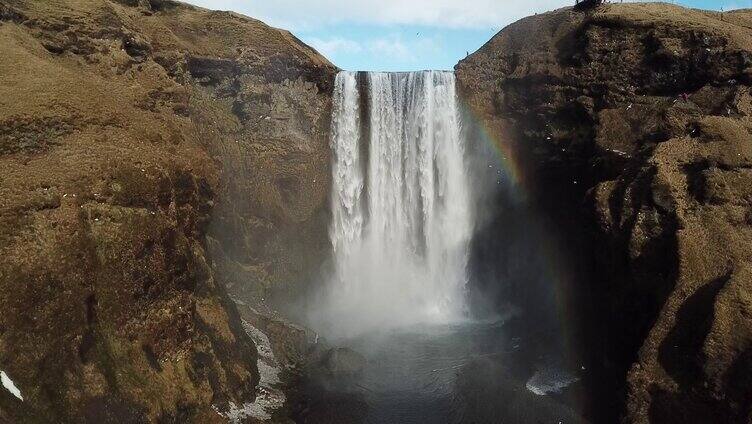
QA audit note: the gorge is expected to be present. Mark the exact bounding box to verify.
[2,0,752,423]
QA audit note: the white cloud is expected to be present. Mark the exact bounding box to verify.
[306,34,440,65]
[368,37,411,60]
[307,37,363,57]
[185,0,573,30]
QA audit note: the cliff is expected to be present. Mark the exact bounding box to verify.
[0,0,334,422]
[457,3,752,423]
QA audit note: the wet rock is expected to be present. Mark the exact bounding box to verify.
[290,345,369,424]
[320,348,366,377]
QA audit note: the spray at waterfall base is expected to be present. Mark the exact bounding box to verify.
[311,71,474,337]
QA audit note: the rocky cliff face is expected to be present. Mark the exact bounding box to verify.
[0,0,334,422]
[457,4,752,423]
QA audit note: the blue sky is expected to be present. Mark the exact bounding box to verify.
[185,0,741,71]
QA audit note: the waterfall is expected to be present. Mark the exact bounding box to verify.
[324,70,472,336]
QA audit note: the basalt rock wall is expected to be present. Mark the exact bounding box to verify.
[457,4,752,422]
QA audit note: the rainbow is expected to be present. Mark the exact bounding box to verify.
[460,95,589,408]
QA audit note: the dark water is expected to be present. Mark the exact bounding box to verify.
[295,320,590,424]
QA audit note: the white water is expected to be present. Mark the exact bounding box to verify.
[525,363,580,396]
[322,70,472,336]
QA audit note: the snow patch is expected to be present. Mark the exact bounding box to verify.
[215,320,286,423]
[257,361,281,385]
[1,371,23,401]
[242,320,274,360]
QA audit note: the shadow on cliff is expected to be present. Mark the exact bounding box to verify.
[458,78,681,422]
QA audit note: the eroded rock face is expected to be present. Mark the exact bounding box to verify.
[0,0,334,421]
[457,4,752,422]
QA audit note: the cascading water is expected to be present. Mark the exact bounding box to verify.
[323,70,473,336]
[301,71,586,424]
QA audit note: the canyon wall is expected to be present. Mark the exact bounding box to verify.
[457,4,752,423]
[0,0,334,421]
